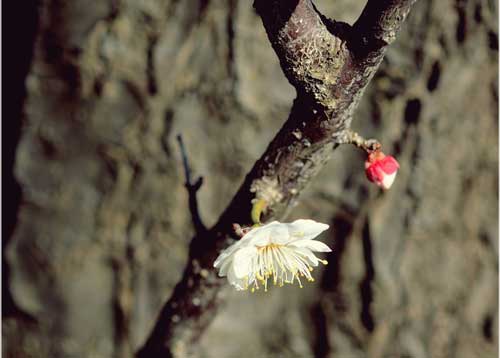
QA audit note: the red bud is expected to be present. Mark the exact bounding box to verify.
[365,152,400,190]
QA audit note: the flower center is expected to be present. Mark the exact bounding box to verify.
[256,243,283,251]
[246,243,327,292]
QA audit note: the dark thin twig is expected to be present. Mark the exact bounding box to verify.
[176,134,206,235]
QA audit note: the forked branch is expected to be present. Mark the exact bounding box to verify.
[137,1,418,357]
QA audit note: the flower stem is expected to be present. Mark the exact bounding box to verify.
[251,199,267,225]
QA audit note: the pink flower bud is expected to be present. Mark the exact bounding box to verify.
[365,151,400,190]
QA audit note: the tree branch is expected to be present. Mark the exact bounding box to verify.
[136,1,418,356]
[352,0,418,57]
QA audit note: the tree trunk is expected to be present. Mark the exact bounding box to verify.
[4,0,498,357]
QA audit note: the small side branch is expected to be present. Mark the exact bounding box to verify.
[176,134,206,235]
[340,130,381,153]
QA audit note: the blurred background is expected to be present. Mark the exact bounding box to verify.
[3,0,498,357]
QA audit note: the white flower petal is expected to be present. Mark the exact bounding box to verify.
[236,221,282,247]
[380,171,397,190]
[214,245,238,268]
[227,264,246,290]
[233,246,258,278]
[266,225,291,245]
[214,252,228,268]
[218,257,233,277]
[286,219,330,242]
[289,239,332,252]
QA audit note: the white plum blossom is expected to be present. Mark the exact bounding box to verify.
[214,219,331,292]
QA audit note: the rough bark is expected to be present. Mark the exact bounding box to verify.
[4,0,498,358]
